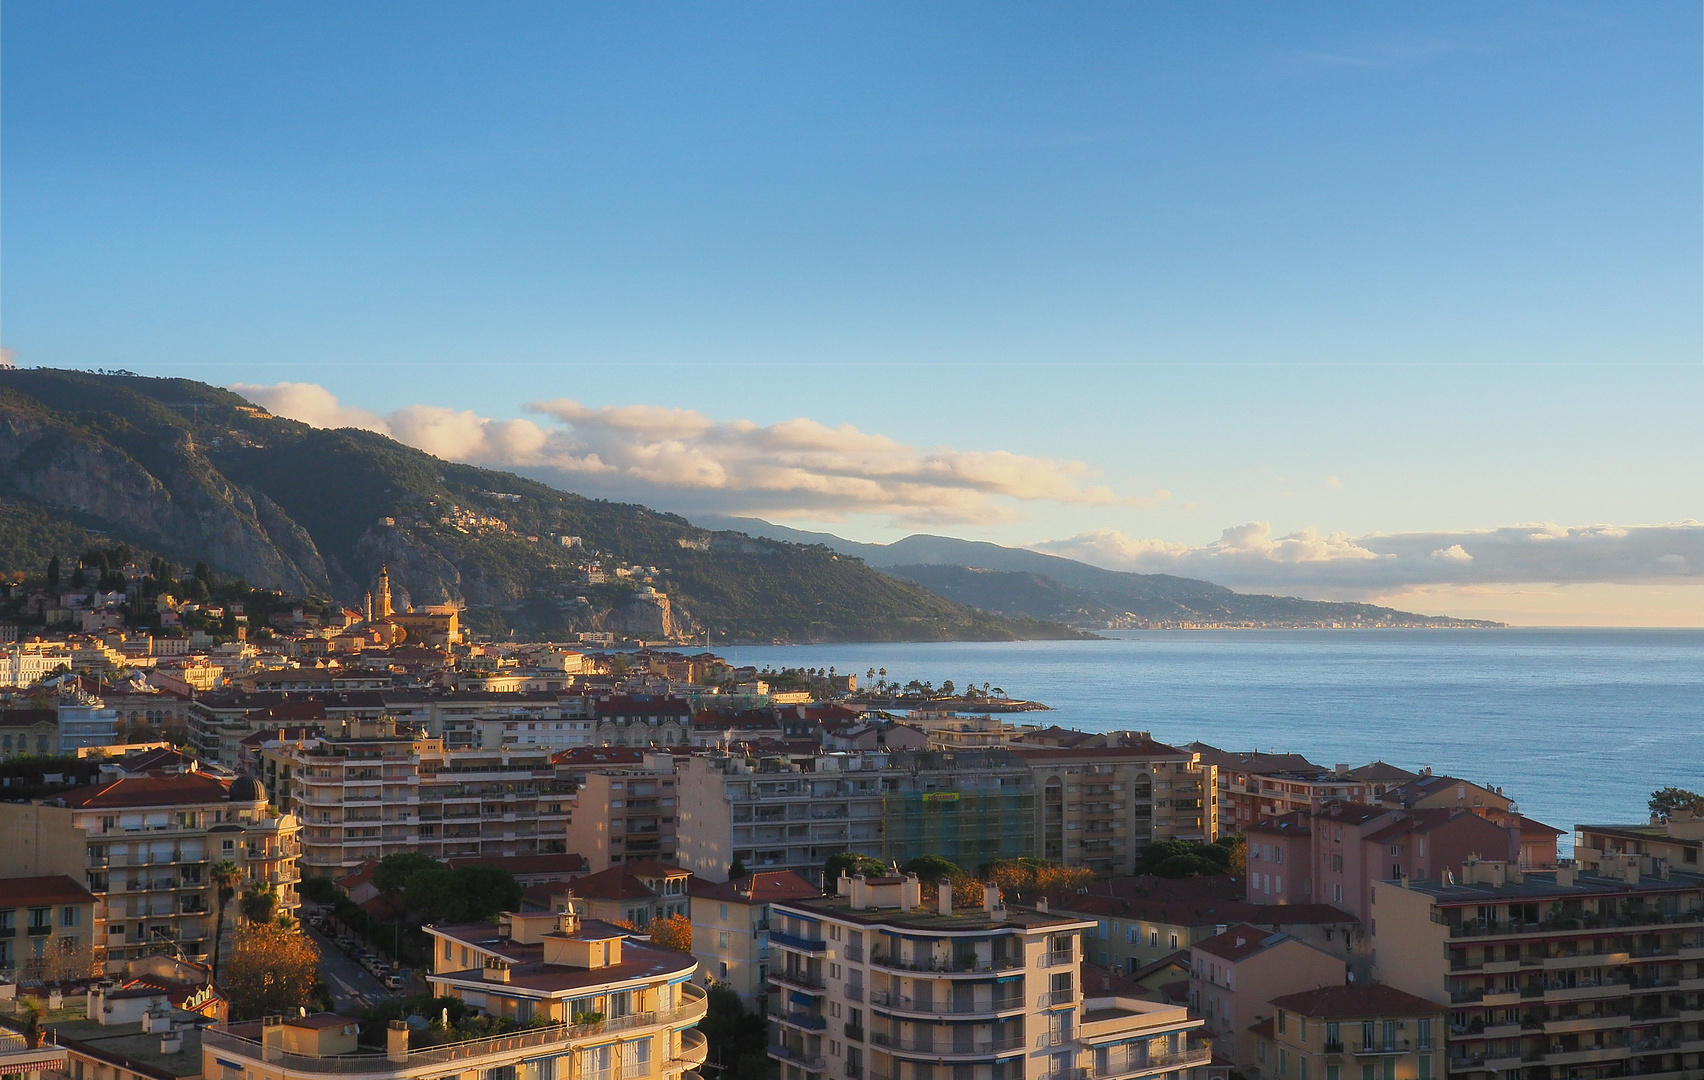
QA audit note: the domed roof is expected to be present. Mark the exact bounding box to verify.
[228,776,265,803]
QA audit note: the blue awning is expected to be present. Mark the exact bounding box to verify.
[790,991,815,1005]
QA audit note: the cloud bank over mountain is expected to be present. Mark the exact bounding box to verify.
[232,382,1158,526]
[1033,522,1704,593]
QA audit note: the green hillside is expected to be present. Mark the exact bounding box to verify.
[0,368,1087,643]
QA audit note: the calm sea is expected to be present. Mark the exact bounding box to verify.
[718,629,1704,850]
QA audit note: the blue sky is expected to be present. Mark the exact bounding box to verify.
[3,3,1700,622]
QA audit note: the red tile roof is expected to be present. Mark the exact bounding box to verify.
[0,874,97,907]
[1193,923,1298,962]
[1270,984,1443,1019]
[691,870,821,904]
[60,773,232,809]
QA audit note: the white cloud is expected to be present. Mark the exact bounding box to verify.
[1033,521,1704,596]
[231,382,1159,526]
[233,381,389,432]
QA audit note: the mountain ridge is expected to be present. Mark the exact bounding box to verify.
[693,515,1504,628]
[0,369,1089,643]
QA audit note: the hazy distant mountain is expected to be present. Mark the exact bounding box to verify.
[694,515,1502,628]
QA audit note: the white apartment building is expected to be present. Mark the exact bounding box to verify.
[0,643,74,687]
[58,693,121,753]
[263,731,572,876]
[767,874,1213,1080]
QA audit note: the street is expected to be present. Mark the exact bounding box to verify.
[305,924,392,1013]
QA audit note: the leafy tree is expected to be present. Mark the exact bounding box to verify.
[298,875,339,906]
[649,913,692,953]
[224,922,320,1019]
[1137,839,1236,878]
[901,855,967,883]
[402,865,521,924]
[698,984,769,1080]
[727,858,748,880]
[980,858,1093,897]
[209,859,241,980]
[1650,788,1704,822]
[373,852,442,896]
[37,937,103,983]
[823,852,887,884]
[240,883,279,925]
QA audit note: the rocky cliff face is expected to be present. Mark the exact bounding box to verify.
[0,397,328,595]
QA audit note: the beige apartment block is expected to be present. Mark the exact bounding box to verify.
[0,874,99,981]
[566,769,680,871]
[1012,742,1219,876]
[264,731,571,876]
[688,870,820,1010]
[1366,856,1704,1080]
[767,873,1214,1080]
[1189,924,1348,1072]
[1250,986,1444,1080]
[0,772,300,972]
[1574,813,1703,874]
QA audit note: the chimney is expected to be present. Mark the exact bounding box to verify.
[262,1016,284,1063]
[1215,924,1227,937]
[900,874,921,912]
[938,878,954,916]
[850,874,869,909]
[1036,897,1049,914]
[984,883,1002,915]
[1554,865,1575,887]
[387,1020,410,1062]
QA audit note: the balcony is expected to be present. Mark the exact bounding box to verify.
[869,1032,1025,1057]
[1093,1048,1214,1079]
[767,1045,827,1072]
[869,990,1025,1017]
[771,929,827,953]
[770,968,827,992]
[870,950,1023,975]
[775,1013,828,1031]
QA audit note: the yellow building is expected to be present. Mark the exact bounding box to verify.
[0,874,99,981]
[1253,985,1444,1080]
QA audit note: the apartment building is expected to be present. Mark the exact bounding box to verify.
[688,870,821,1009]
[405,908,708,1079]
[550,860,694,929]
[1012,741,1219,876]
[1250,986,1444,1080]
[566,768,680,870]
[0,772,301,971]
[1189,924,1348,1071]
[1190,747,1413,833]
[264,731,572,876]
[205,940,707,1080]
[1368,855,1704,1080]
[766,873,1214,1080]
[1246,803,1521,921]
[0,707,56,760]
[1575,814,1703,874]
[58,692,121,752]
[676,750,1036,884]
[383,690,593,750]
[1054,876,1362,979]
[0,874,98,980]
[592,696,693,748]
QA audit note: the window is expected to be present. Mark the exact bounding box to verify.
[1382,1060,1395,1080]
[1151,930,1159,947]
[1300,1059,1309,1080]
[1332,854,1344,872]
[61,907,80,928]
[719,904,729,921]
[1277,1011,1287,1035]
[27,908,51,933]
[445,940,454,959]
[718,961,728,979]
[1279,1049,1288,1077]
[1417,1020,1432,1051]
[1299,1018,1307,1042]
[1327,1067,1340,1080]
[1361,1066,1375,1080]
[1417,1059,1431,1080]
[1168,932,1179,950]
[1326,1022,1340,1048]
[717,931,730,950]
[1274,847,1284,864]
[1362,1022,1375,1049]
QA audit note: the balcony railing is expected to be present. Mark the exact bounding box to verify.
[870,989,1025,1015]
[870,1032,1025,1055]
[870,950,1023,974]
[771,930,827,953]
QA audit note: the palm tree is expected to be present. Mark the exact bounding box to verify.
[209,860,241,982]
